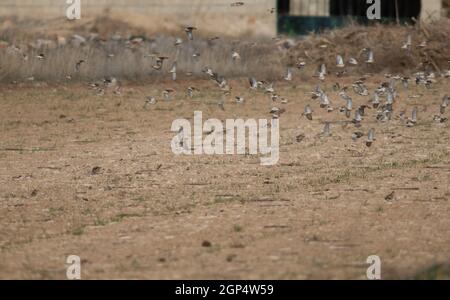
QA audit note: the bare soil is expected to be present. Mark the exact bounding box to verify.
[0,77,449,279]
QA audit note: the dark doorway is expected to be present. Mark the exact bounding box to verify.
[277,0,290,16]
[330,0,421,20]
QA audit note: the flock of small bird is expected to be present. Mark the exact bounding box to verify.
[136,16,449,148]
[3,2,449,149]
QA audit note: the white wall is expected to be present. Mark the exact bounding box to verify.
[0,0,278,37]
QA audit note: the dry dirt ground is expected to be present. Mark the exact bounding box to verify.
[0,77,449,279]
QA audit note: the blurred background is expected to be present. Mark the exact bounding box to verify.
[0,0,448,37]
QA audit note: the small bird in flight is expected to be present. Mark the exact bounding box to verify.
[231,2,245,7]
[75,59,85,72]
[302,105,313,121]
[152,56,169,70]
[366,128,375,147]
[336,55,345,68]
[440,95,448,114]
[406,107,418,127]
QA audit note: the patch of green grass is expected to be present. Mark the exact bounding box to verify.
[411,264,450,280]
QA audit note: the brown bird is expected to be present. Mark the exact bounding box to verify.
[75,59,85,71]
[385,191,395,202]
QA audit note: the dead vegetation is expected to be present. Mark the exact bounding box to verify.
[0,16,449,83]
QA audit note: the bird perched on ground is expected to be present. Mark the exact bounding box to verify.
[218,92,227,111]
[144,96,156,108]
[344,98,353,118]
[103,76,118,88]
[185,26,197,40]
[322,122,331,136]
[270,107,286,119]
[235,96,245,103]
[202,67,214,78]
[318,63,327,81]
[302,105,313,121]
[36,53,45,60]
[352,110,362,127]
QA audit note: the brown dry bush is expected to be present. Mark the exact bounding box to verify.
[288,19,450,75]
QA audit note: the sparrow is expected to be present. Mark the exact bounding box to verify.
[169,62,177,81]
[186,86,198,98]
[322,122,331,136]
[302,105,313,121]
[385,191,395,202]
[144,96,156,108]
[352,110,362,127]
[352,131,364,141]
[232,51,241,61]
[152,56,169,70]
[366,128,375,147]
[336,55,345,68]
[174,38,183,46]
[235,96,245,103]
[75,59,85,71]
[363,48,374,64]
[406,107,418,127]
[284,67,293,81]
[348,57,358,66]
[440,95,448,114]
[185,26,197,40]
[163,89,175,100]
[249,77,258,90]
